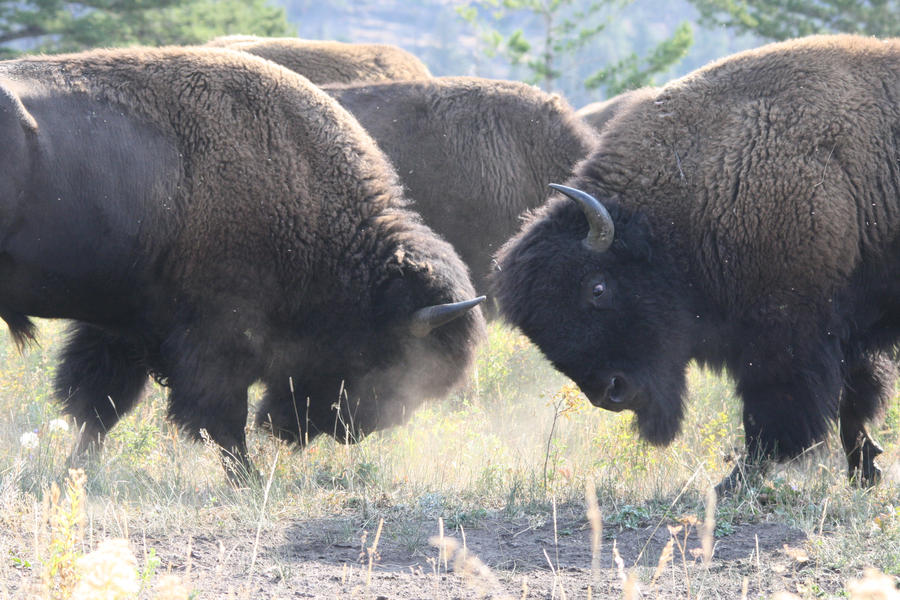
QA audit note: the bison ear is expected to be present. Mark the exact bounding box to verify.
[0,83,38,135]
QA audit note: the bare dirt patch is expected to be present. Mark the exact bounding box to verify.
[129,511,813,599]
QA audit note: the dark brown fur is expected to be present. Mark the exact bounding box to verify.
[495,35,900,487]
[206,36,431,84]
[575,88,657,133]
[323,77,599,312]
[0,47,483,474]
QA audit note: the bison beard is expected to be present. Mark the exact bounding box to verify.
[0,47,485,482]
[495,35,900,494]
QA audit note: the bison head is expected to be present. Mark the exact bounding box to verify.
[258,223,486,445]
[493,184,702,445]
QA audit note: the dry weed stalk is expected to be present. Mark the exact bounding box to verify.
[429,534,513,600]
[651,537,674,590]
[612,540,640,600]
[701,486,716,564]
[248,449,279,581]
[365,517,384,589]
[585,480,602,591]
[541,546,567,600]
[42,468,87,599]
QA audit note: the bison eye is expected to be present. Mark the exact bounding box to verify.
[583,275,610,309]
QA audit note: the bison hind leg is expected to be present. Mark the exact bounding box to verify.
[840,352,893,487]
[55,323,148,459]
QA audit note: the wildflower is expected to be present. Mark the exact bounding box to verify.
[19,431,39,450]
[48,419,69,434]
[71,539,139,600]
[155,574,192,600]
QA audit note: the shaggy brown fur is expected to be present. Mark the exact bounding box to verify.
[587,35,900,305]
[576,88,657,132]
[323,76,598,311]
[494,34,900,489]
[0,46,482,475]
[206,36,432,84]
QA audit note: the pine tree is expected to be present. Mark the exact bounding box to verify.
[687,0,900,41]
[457,0,692,97]
[0,0,294,57]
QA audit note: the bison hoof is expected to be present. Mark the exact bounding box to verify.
[714,465,747,499]
[714,459,770,499]
[847,436,884,488]
[849,461,882,488]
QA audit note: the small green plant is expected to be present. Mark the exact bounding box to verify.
[139,547,162,592]
[608,504,651,530]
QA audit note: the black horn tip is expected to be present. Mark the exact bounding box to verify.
[410,295,486,338]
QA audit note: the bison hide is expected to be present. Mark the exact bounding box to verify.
[494,35,900,492]
[206,35,432,84]
[0,46,484,478]
[323,77,599,314]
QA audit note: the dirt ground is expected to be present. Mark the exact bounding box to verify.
[110,511,816,599]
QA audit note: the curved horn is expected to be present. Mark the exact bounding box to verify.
[410,295,486,338]
[549,183,614,253]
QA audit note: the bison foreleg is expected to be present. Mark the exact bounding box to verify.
[255,381,316,446]
[162,323,262,486]
[714,453,771,498]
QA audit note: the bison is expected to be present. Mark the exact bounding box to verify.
[576,88,658,133]
[0,46,484,479]
[322,77,598,314]
[494,34,900,493]
[206,36,432,84]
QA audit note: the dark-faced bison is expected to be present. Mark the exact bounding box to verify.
[0,47,484,478]
[323,77,598,313]
[206,36,432,84]
[494,35,900,492]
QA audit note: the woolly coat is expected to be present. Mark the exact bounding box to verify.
[0,46,482,453]
[324,76,598,305]
[207,36,432,84]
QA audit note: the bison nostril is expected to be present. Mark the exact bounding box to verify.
[606,374,628,403]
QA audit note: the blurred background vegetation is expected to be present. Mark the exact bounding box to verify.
[1,0,898,106]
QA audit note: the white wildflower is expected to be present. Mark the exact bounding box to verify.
[19,431,39,450]
[72,539,139,600]
[155,574,192,600]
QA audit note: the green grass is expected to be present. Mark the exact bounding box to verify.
[0,319,898,598]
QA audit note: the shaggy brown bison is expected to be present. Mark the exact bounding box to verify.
[494,35,900,493]
[0,47,484,479]
[206,36,432,84]
[323,77,598,313]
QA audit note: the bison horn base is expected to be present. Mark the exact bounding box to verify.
[549,183,614,253]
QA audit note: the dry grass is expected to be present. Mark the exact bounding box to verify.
[0,319,897,597]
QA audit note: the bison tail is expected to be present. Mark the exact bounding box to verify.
[0,310,38,351]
